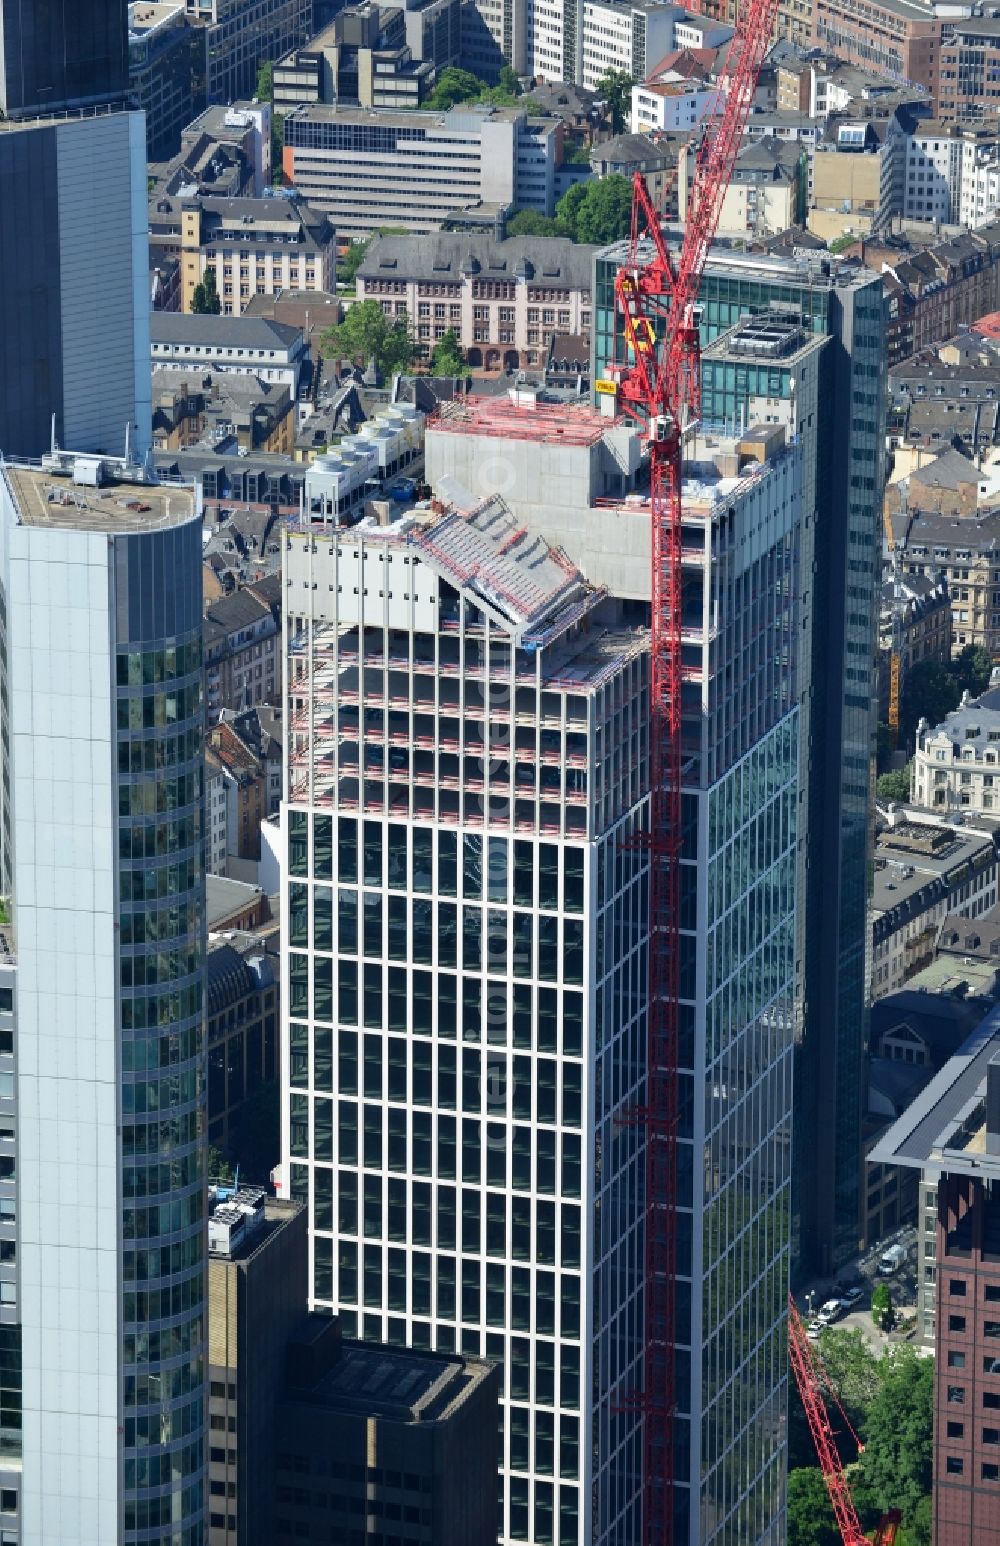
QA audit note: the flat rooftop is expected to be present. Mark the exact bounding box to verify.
[869,1006,1000,1175]
[301,1341,491,1424]
[597,237,875,291]
[129,2,183,36]
[1,462,197,534]
[704,315,828,364]
[872,823,995,915]
[430,394,620,447]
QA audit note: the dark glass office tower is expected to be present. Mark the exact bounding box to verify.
[0,0,129,117]
[0,0,150,463]
[592,245,888,1279]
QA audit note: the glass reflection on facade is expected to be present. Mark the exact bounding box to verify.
[116,631,206,1544]
[592,245,887,1280]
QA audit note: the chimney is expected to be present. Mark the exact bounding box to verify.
[987,1052,1000,1155]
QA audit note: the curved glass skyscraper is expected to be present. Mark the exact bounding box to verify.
[0,460,206,1546]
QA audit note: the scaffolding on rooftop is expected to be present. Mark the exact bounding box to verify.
[430,394,620,448]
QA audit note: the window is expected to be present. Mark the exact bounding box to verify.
[950,1314,967,1332]
[985,1427,1000,1445]
[948,1385,965,1403]
[946,1457,964,1474]
[949,1351,967,1368]
[984,1464,1000,1481]
[947,1420,964,1438]
[951,1279,968,1295]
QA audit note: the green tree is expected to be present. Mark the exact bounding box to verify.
[952,641,994,696]
[429,327,466,376]
[815,1327,885,1421]
[904,1493,933,1546]
[498,64,522,97]
[871,1281,893,1331]
[572,175,634,243]
[191,267,221,314]
[859,1348,933,1528]
[900,657,961,743]
[555,175,633,243]
[207,1145,234,1184]
[787,1469,839,1546]
[255,61,285,183]
[596,68,635,133]
[877,764,912,802]
[338,238,370,288]
[425,66,489,110]
[555,180,589,237]
[506,209,561,236]
[322,298,415,378]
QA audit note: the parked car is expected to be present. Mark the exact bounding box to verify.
[807,1321,823,1341]
[817,1299,843,1325]
[840,1285,863,1306]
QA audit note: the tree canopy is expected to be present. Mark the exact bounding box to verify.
[900,658,962,745]
[876,764,912,802]
[191,268,221,314]
[563,174,633,243]
[506,174,633,244]
[788,1330,933,1545]
[255,61,285,183]
[858,1349,933,1527]
[953,641,994,696]
[338,238,370,288]
[787,1469,840,1546]
[870,1282,893,1331]
[429,327,466,377]
[895,642,995,750]
[322,299,415,379]
[423,65,520,111]
[596,68,634,133]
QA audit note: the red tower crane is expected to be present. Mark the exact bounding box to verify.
[787,1296,902,1546]
[611,2,783,1541]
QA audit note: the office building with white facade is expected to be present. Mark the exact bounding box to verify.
[279,387,804,1544]
[581,0,681,90]
[282,103,563,237]
[0,451,207,1546]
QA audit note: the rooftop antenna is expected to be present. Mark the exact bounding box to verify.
[50,414,57,456]
[124,421,131,469]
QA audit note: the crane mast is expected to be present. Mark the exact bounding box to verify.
[612,0,783,1538]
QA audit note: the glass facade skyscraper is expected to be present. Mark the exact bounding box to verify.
[0,460,206,1546]
[279,408,807,1544]
[593,245,888,1278]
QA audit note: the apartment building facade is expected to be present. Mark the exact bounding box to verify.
[0,455,207,1545]
[939,15,1000,124]
[149,195,335,317]
[913,688,1000,817]
[356,233,594,369]
[580,0,680,91]
[282,104,563,237]
[810,0,945,105]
